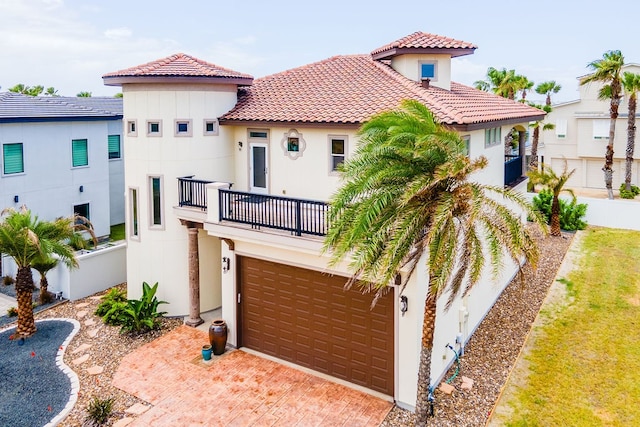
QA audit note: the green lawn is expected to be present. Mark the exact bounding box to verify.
[504,228,640,427]
[110,223,125,241]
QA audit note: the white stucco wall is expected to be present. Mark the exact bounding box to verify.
[122,83,239,315]
[390,54,452,90]
[0,119,119,237]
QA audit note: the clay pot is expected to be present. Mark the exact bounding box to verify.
[209,319,228,355]
[201,344,212,361]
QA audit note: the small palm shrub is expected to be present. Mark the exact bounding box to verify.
[532,189,587,231]
[118,282,168,334]
[619,183,640,199]
[95,288,128,326]
[7,306,17,317]
[84,396,114,426]
[2,275,14,286]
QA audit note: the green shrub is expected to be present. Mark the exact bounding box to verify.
[619,183,640,199]
[95,288,128,326]
[7,307,17,317]
[532,188,587,231]
[118,282,168,334]
[85,396,114,425]
[2,275,15,286]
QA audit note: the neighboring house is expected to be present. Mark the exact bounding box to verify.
[542,64,640,190]
[103,32,543,409]
[0,93,124,236]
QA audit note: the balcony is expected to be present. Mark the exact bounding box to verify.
[177,177,328,237]
[504,155,524,187]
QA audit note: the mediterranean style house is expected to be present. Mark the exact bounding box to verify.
[103,32,544,409]
[0,93,124,237]
[542,63,640,191]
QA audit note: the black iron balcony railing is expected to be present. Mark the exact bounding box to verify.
[504,155,523,187]
[219,189,328,236]
[178,176,213,210]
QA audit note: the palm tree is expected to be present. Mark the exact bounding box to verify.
[515,75,534,102]
[0,207,77,337]
[622,71,640,191]
[535,81,562,107]
[580,50,625,199]
[76,91,92,97]
[528,163,576,236]
[528,103,554,174]
[31,256,58,305]
[323,100,545,425]
[475,67,518,99]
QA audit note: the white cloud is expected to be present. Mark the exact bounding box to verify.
[104,27,133,41]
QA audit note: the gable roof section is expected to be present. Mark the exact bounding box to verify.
[0,92,123,123]
[371,32,477,60]
[103,53,253,86]
[219,55,544,130]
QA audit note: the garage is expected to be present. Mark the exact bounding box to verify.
[238,256,395,396]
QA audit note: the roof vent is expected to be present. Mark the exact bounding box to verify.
[421,78,430,89]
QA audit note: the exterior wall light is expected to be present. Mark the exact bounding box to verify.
[13,195,19,203]
[222,257,230,273]
[79,185,84,192]
[400,295,408,316]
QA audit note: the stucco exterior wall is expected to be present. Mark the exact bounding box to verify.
[0,120,116,237]
[108,119,125,225]
[390,54,452,90]
[122,83,239,315]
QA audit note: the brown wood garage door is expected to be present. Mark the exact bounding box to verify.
[239,256,394,396]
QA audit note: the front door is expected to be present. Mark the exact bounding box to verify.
[250,142,268,194]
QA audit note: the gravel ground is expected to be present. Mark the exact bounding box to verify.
[30,284,183,426]
[381,227,574,426]
[0,320,75,427]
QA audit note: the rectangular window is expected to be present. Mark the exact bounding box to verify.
[249,131,268,138]
[3,143,24,174]
[593,119,609,139]
[73,203,90,221]
[108,135,121,159]
[204,119,219,135]
[329,136,347,172]
[127,120,137,137]
[149,176,163,227]
[72,139,88,167]
[461,135,470,157]
[484,127,502,148]
[420,62,436,80]
[129,188,139,238]
[555,119,567,138]
[147,120,162,136]
[174,119,192,137]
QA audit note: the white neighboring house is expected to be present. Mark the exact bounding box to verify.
[103,32,544,409]
[542,64,640,190]
[0,93,124,234]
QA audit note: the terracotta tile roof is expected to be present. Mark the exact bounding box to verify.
[103,53,253,84]
[0,92,122,122]
[371,32,477,59]
[219,55,544,128]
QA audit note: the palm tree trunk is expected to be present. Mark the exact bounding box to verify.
[625,94,637,191]
[604,94,621,199]
[15,266,37,337]
[415,293,438,426]
[39,275,52,305]
[550,195,562,237]
[530,126,540,171]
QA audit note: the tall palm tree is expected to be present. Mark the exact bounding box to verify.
[323,100,545,426]
[515,75,534,102]
[31,256,58,305]
[528,103,554,173]
[622,71,640,191]
[475,67,518,99]
[528,163,576,236]
[535,81,562,107]
[0,207,77,337]
[580,50,625,199]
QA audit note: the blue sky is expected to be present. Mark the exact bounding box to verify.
[1,0,638,103]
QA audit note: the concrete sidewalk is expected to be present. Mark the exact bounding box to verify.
[0,293,16,316]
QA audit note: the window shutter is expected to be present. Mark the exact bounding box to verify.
[3,143,24,174]
[555,119,567,137]
[72,139,88,167]
[593,119,610,139]
[108,135,120,159]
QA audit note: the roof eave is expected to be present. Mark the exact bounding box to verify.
[455,114,546,132]
[0,115,123,124]
[103,75,254,87]
[372,47,476,60]
[218,118,361,129]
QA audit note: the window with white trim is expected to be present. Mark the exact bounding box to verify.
[204,119,219,136]
[419,61,437,81]
[461,135,470,157]
[593,119,609,139]
[127,120,137,137]
[147,120,162,136]
[149,176,163,228]
[555,119,567,138]
[129,188,139,239]
[72,139,88,167]
[108,135,121,159]
[3,143,24,175]
[329,136,347,172]
[484,127,502,148]
[174,119,192,137]
[73,203,90,222]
